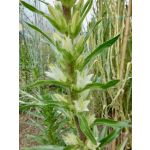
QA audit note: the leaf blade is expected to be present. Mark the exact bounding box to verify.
[117,137,128,150]
[93,118,132,128]
[22,145,65,150]
[82,34,120,70]
[24,21,54,45]
[22,80,70,88]
[78,115,97,145]
[99,128,122,148]
[78,80,120,92]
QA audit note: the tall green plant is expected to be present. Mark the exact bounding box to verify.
[20,0,131,149]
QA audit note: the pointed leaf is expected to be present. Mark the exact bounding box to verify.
[99,128,122,148]
[20,1,61,31]
[99,125,107,141]
[38,0,50,5]
[78,115,97,145]
[81,0,91,16]
[22,145,65,150]
[24,21,54,45]
[19,101,63,110]
[93,118,132,128]
[78,80,120,92]
[22,80,70,88]
[63,145,76,150]
[93,125,99,138]
[117,137,128,150]
[81,34,120,70]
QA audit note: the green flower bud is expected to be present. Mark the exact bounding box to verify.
[59,0,76,8]
[55,1,63,13]
[54,94,68,103]
[48,5,62,25]
[48,5,68,34]
[53,33,62,42]
[75,55,84,68]
[74,35,85,56]
[73,0,84,14]
[70,11,80,33]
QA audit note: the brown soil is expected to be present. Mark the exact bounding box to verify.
[19,112,41,150]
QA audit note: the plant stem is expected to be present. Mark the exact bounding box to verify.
[62,5,87,143]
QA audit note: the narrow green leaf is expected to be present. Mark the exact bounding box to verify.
[20,121,46,133]
[38,0,50,5]
[99,128,122,148]
[117,137,128,150]
[81,34,120,70]
[78,115,97,145]
[80,80,120,92]
[22,145,65,150]
[25,134,46,145]
[93,76,102,83]
[57,108,71,120]
[93,125,99,138]
[84,19,102,43]
[24,21,54,45]
[81,0,91,16]
[93,118,132,128]
[19,101,63,110]
[20,1,61,31]
[22,80,70,88]
[63,145,76,150]
[99,126,107,141]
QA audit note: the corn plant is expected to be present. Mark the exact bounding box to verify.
[19,0,131,149]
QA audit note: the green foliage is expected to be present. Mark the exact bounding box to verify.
[19,0,132,149]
